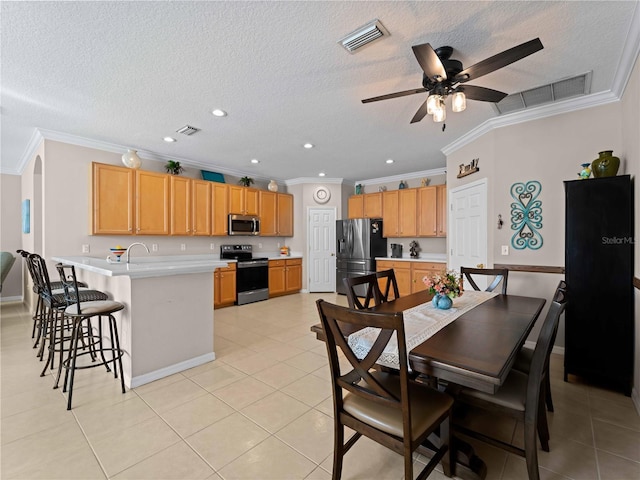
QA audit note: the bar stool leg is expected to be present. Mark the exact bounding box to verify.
[64,318,83,410]
[109,314,126,393]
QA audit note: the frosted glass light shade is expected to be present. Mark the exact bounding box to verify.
[452,91,466,112]
[426,94,439,115]
[122,149,142,169]
[433,99,446,122]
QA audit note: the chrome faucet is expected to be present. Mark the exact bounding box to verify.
[126,242,150,263]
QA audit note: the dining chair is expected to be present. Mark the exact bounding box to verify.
[343,273,383,310]
[55,263,126,410]
[513,280,567,412]
[453,288,567,480]
[316,299,454,480]
[376,268,400,303]
[460,267,509,294]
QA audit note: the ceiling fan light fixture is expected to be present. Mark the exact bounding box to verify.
[452,91,466,112]
[433,99,446,123]
[426,94,440,115]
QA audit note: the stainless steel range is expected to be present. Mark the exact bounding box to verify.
[220,244,269,305]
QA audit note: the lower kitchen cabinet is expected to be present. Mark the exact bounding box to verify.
[269,258,302,297]
[214,263,236,308]
[376,260,412,297]
[377,260,446,296]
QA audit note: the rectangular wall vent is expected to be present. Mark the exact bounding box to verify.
[495,72,592,115]
[176,125,200,136]
[339,19,389,53]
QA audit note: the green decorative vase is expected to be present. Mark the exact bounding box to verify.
[591,150,620,178]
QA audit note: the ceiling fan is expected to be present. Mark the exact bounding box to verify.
[362,38,543,124]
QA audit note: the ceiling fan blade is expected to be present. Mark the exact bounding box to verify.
[460,85,508,103]
[362,87,427,104]
[410,97,430,124]
[454,38,543,83]
[412,43,447,81]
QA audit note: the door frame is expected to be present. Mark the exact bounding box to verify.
[448,178,488,272]
[307,206,337,292]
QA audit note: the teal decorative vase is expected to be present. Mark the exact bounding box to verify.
[432,294,453,310]
[591,150,620,178]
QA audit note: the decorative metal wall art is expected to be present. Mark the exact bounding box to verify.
[510,181,543,250]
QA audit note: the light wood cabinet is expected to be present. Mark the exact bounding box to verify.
[382,191,399,237]
[92,163,135,235]
[383,189,417,237]
[229,185,259,215]
[436,185,447,237]
[260,191,294,237]
[269,258,302,296]
[376,260,412,297]
[417,186,437,237]
[191,179,212,235]
[214,263,236,308]
[212,183,229,236]
[348,193,382,219]
[277,193,294,237]
[410,261,446,294]
[135,170,170,235]
[377,260,446,296]
[348,195,363,219]
[170,176,191,235]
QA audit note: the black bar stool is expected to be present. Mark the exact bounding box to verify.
[55,263,126,410]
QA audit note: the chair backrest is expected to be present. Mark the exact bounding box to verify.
[28,253,54,300]
[376,269,400,303]
[527,289,567,400]
[343,273,383,310]
[316,299,410,420]
[55,263,83,315]
[461,267,509,294]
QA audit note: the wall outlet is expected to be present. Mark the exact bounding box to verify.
[151,244,158,252]
[277,242,281,248]
[210,243,215,250]
[501,245,509,255]
[81,244,90,253]
[258,243,262,249]
[180,244,186,251]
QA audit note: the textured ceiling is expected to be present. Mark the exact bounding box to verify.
[1,1,638,182]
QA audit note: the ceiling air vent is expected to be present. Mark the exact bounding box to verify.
[176,125,200,136]
[339,19,389,53]
[495,72,592,115]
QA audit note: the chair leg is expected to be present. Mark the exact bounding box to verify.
[40,308,57,377]
[537,391,550,452]
[440,417,454,478]
[524,419,540,480]
[109,314,126,393]
[332,423,344,480]
[404,445,413,480]
[65,319,82,410]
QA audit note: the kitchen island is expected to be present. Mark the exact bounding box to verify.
[52,255,229,388]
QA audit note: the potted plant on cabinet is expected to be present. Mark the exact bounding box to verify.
[165,160,184,175]
[239,176,254,187]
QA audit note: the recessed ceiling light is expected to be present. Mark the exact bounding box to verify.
[163,137,176,143]
[386,159,394,164]
[212,109,227,117]
[251,159,259,164]
[319,172,325,177]
[303,143,314,149]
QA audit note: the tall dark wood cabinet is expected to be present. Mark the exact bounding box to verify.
[564,175,634,395]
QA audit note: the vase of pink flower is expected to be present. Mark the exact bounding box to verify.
[422,270,464,310]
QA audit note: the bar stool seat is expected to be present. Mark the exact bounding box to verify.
[56,263,126,410]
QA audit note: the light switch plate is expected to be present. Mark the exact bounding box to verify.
[82,244,90,253]
[180,244,186,251]
[501,245,509,255]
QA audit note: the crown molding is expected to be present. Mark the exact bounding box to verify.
[612,0,640,97]
[354,167,447,186]
[285,177,344,186]
[9,128,45,176]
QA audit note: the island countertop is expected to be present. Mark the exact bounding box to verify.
[52,254,229,279]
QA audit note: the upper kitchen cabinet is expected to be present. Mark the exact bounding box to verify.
[436,185,447,237]
[259,191,294,237]
[382,189,417,237]
[191,179,212,235]
[212,183,229,236]
[92,163,135,235]
[135,170,171,235]
[417,186,437,237]
[347,193,382,219]
[229,185,259,215]
[170,176,191,235]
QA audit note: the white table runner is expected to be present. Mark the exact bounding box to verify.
[348,290,499,369]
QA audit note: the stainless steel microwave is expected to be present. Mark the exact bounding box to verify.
[228,214,260,236]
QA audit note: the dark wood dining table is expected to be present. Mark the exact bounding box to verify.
[310,289,546,480]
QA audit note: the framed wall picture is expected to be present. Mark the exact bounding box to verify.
[22,199,30,234]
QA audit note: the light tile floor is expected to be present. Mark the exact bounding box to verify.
[1,294,639,479]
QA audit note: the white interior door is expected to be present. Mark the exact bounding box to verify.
[449,179,488,286]
[308,207,336,292]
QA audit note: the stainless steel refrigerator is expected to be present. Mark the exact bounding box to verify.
[336,218,387,295]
